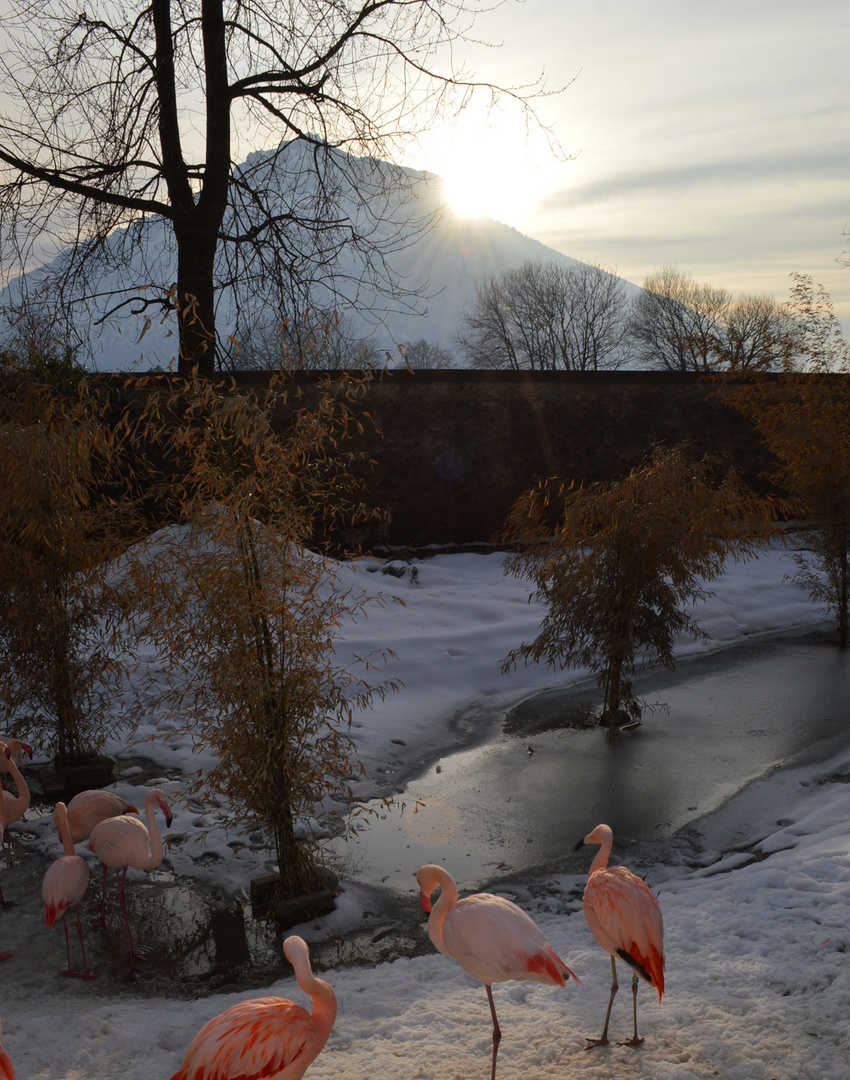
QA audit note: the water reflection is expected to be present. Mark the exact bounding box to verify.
[331,630,850,892]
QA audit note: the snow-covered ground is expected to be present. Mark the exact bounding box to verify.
[3,540,849,1079]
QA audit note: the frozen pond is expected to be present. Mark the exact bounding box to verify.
[332,628,850,892]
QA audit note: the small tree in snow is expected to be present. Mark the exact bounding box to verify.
[501,445,773,738]
[133,372,398,898]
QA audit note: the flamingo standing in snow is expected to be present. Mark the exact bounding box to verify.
[42,800,97,980]
[0,743,30,830]
[169,935,336,1080]
[0,1016,16,1080]
[0,743,24,914]
[417,863,580,1080]
[577,823,665,1047]
[88,787,173,980]
[65,789,139,924]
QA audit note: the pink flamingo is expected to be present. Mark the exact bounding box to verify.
[65,789,139,844]
[0,739,32,772]
[577,823,665,1048]
[169,935,336,1080]
[417,863,580,1080]
[66,789,139,921]
[0,1016,16,1080]
[0,744,30,830]
[42,801,97,980]
[0,744,23,914]
[88,787,173,980]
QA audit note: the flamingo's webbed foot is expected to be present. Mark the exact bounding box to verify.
[584,1037,610,1050]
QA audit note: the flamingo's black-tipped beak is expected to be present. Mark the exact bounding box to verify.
[573,837,587,853]
[420,890,432,915]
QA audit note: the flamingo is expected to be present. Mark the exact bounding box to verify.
[66,789,139,921]
[0,743,29,830]
[88,787,173,980]
[0,739,32,772]
[577,823,665,1048]
[0,1016,16,1080]
[65,789,139,845]
[42,801,97,980]
[417,863,580,1080]
[0,744,23,914]
[169,935,336,1080]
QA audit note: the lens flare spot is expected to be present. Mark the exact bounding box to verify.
[406,797,457,846]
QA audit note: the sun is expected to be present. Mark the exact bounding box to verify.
[416,104,555,229]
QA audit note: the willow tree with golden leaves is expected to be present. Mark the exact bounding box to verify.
[501,445,773,739]
[133,372,397,898]
[725,274,850,646]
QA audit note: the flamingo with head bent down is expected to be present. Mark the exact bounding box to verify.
[169,935,336,1080]
[577,822,665,1048]
[88,787,173,980]
[42,800,96,979]
[65,789,139,845]
[417,863,580,1080]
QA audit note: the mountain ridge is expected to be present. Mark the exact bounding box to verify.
[0,141,640,370]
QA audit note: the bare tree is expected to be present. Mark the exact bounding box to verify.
[398,339,455,369]
[714,294,793,372]
[631,266,792,373]
[237,307,380,372]
[630,266,730,372]
[0,1,553,377]
[458,260,631,371]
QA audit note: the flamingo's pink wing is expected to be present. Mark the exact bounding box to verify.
[443,893,578,986]
[584,866,665,997]
[171,997,320,1080]
[67,791,138,844]
[88,814,149,867]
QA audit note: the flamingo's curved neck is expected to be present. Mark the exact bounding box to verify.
[55,803,75,857]
[3,755,29,815]
[291,954,337,1044]
[427,869,459,957]
[589,828,614,876]
[141,795,164,869]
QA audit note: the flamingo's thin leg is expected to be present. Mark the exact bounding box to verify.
[619,974,644,1047]
[585,955,618,1049]
[485,984,502,1080]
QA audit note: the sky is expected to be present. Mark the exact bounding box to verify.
[1,0,846,344]
[410,0,850,330]
[2,535,850,1077]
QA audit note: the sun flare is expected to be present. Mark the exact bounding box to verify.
[416,104,554,229]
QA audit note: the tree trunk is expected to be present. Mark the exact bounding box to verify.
[153,0,231,379]
[603,659,621,741]
[174,223,218,378]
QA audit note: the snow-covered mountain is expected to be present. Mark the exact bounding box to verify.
[0,142,638,370]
